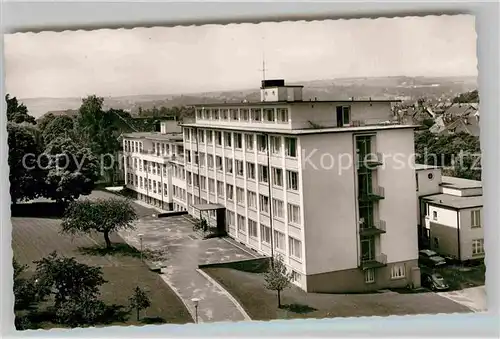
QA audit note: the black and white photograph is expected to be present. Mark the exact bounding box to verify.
[4,14,484,331]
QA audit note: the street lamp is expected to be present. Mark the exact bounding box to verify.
[138,233,143,262]
[191,298,200,323]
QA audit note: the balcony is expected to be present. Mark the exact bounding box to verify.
[359,253,387,270]
[359,186,385,202]
[359,220,386,236]
[357,152,383,168]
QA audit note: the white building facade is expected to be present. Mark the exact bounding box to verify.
[122,80,421,293]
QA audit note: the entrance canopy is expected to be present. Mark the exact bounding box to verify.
[192,203,225,211]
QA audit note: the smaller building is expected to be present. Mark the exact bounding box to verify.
[420,176,483,262]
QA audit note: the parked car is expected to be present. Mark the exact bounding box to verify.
[421,272,449,291]
[419,249,446,267]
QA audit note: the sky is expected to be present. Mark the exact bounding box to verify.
[5,14,477,99]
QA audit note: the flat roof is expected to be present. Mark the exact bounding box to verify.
[123,132,183,141]
[191,203,225,211]
[441,176,482,190]
[423,193,482,210]
[415,164,441,171]
[192,99,401,108]
[180,123,418,135]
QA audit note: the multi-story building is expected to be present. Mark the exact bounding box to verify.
[179,79,421,293]
[122,121,188,212]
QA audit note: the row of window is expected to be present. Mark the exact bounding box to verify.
[124,139,183,157]
[127,174,186,201]
[226,210,302,259]
[184,130,298,157]
[185,161,299,190]
[364,263,406,284]
[195,107,289,124]
[427,206,482,228]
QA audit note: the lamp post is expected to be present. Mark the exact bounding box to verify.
[138,233,143,262]
[191,298,200,323]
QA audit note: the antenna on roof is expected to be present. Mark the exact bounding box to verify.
[258,52,268,82]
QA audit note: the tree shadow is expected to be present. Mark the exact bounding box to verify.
[11,202,67,219]
[140,316,166,325]
[78,243,142,258]
[281,303,317,314]
[98,304,130,324]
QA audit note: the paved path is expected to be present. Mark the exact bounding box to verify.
[437,286,487,312]
[118,212,257,323]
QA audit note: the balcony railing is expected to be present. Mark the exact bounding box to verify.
[359,186,385,202]
[359,253,387,270]
[357,152,383,168]
[359,220,386,236]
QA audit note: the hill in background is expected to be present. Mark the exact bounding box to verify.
[19,75,477,118]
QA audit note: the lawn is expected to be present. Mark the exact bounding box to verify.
[435,262,485,291]
[12,216,193,329]
[202,267,472,321]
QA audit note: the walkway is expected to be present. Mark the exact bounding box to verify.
[437,286,487,312]
[118,213,258,323]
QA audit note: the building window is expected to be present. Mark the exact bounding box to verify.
[236,187,245,206]
[226,184,234,201]
[199,153,205,167]
[337,106,351,126]
[277,108,289,123]
[270,136,281,155]
[272,167,283,187]
[237,214,246,233]
[193,174,199,187]
[231,109,239,121]
[221,109,229,120]
[261,224,271,244]
[198,130,205,143]
[246,163,256,180]
[286,170,299,191]
[272,199,284,219]
[245,134,254,151]
[241,109,249,121]
[217,180,224,197]
[224,132,232,147]
[259,194,269,214]
[391,264,406,279]
[264,108,274,122]
[472,239,485,256]
[258,164,269,183]
[287,203,301,225]
[216,156,223,171]
[215,131,222,146]
[227,210,235,227]
[247,191,257,210]
[225,158,233,174]
[291,271,301,284]
[235,160,244,177]
[208,179,215,194]
[248,219,258,238]
[432,211,438,221]
[207,154,214,169]
[289,237,302,259]
[285,137,297,157]
[273,230,286,251]
[251,108,261,121]
[365,269,375,283]
[257,135,267,152]
[471,210,481,228]
[234,133,243,149]
[200,176,207,191]
[185,129,191,141]
[206,130,213,143]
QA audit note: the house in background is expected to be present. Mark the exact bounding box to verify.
[417,174,483,262]
[429,103,479,136]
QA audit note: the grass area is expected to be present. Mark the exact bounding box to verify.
[12,217,193,329]
[203,267,472,321]
[435,262,485,291]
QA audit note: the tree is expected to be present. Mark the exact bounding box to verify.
[42,137,100,203]
[37,112,57,132]
[42,115,75,143]
[33,251,106,307]
[13,258,38,310]
[6,94,36,124]
[61,198,138,248]
[7,122,45,204]
[129,286,151,321]
[263,255,293,308]
[33,251,108,326]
